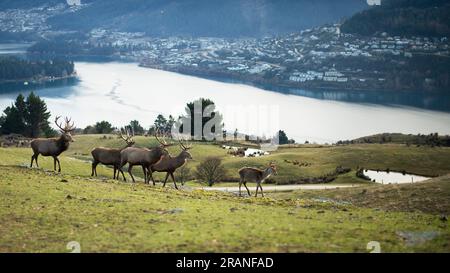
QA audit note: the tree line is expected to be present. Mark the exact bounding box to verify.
[0,95,293,145]
[0,92,55,137]
[0,57,75,81]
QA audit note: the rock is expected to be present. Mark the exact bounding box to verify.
[317,210,325,214]
[60,179,69,183]
[157,208,184,214]
[66,195,73,199]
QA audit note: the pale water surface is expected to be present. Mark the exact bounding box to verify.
[363,170,430,184]
[1,62,450,143]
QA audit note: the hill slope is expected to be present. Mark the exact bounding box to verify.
[341,0,450,37]
[44,0,368,37]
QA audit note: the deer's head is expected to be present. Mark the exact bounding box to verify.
[55,116,76,142]
[178,138,193,160]
[155,130,172,157]
[268,162,278,175]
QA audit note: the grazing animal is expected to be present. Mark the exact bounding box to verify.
[30,116,76,172]
[150,139,192,189]
[91,128,135,180]
[119,132,170,183]
[238,163,277,197]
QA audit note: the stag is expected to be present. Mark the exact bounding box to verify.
[238,163,277,197]
[149,139,193,189]
[30,116,76,172]
[119,131,170,183]
[91,128,135,180]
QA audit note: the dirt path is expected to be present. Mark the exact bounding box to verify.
[198,184,358,193]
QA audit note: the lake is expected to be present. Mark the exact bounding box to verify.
[1,60,450,143]
[363,170,430,184]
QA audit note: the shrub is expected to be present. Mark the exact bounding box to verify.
[195,157,226,186]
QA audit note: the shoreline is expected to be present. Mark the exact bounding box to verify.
[139,63,448,95]
[0,73,78,85]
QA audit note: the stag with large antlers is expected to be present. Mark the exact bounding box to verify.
[91,128,135,180]
[30,116,76,172]
[149,138,193,189]
[238,162,277,197]
[119,131,170,183]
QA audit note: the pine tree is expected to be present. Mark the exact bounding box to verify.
[0,94,27,135]
[24,92,51,138]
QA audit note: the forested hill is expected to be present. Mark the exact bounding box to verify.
[43,0,367,37]
[341,0,450,37]
[0,57,75,82]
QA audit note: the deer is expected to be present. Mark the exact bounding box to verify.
[238,162,277,197]
[91,128,135,180]
[30,116,76,172]
[119,131,170,183]
[149,138,193,190]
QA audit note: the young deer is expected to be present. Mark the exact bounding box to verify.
[149,139,193,189]
[119,131,170,183]
[30,116,76,172]
[91,128,135,180]
[238,162,277,197]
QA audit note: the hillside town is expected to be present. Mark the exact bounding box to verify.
[82,25,449,92]
[2,4,449,92]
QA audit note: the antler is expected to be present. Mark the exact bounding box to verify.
[119,127,134,143]
[155,129,170,147]
[55,116,64,131]
[64,117,76,132]
[55,116,76,133]
[177,136,192,150]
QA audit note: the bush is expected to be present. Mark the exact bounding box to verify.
[176,164,192,186]
[195,157,226,186]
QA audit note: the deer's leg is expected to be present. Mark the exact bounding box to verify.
[120,168,126,181]
[141,165,146,183]
[239,180,242,197]
[113,166,117,179]
[91,161,98,176]
[53,156,57,171]
[162,172,170,187]
[259,184,264,197]
[170,172,178,190]
[244,182,251,196]
[35,154,39,168]
[30,154,35,168]
[56,157,61,172]
[127,165,135,183]
[118,161,126,182]
[147,167,155,185]
[255,183,259,197]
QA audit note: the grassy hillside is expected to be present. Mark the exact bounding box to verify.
[269,175,450,215]
[1,135,449,252]
[0,165,449,252]
[43,134,450,184]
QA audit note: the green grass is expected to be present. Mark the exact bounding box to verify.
[268,175,450,216]
[1,135,450,252]
[0,165,449,252]
[58,134,450,184]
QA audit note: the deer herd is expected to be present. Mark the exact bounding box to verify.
[28,116,278,197]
